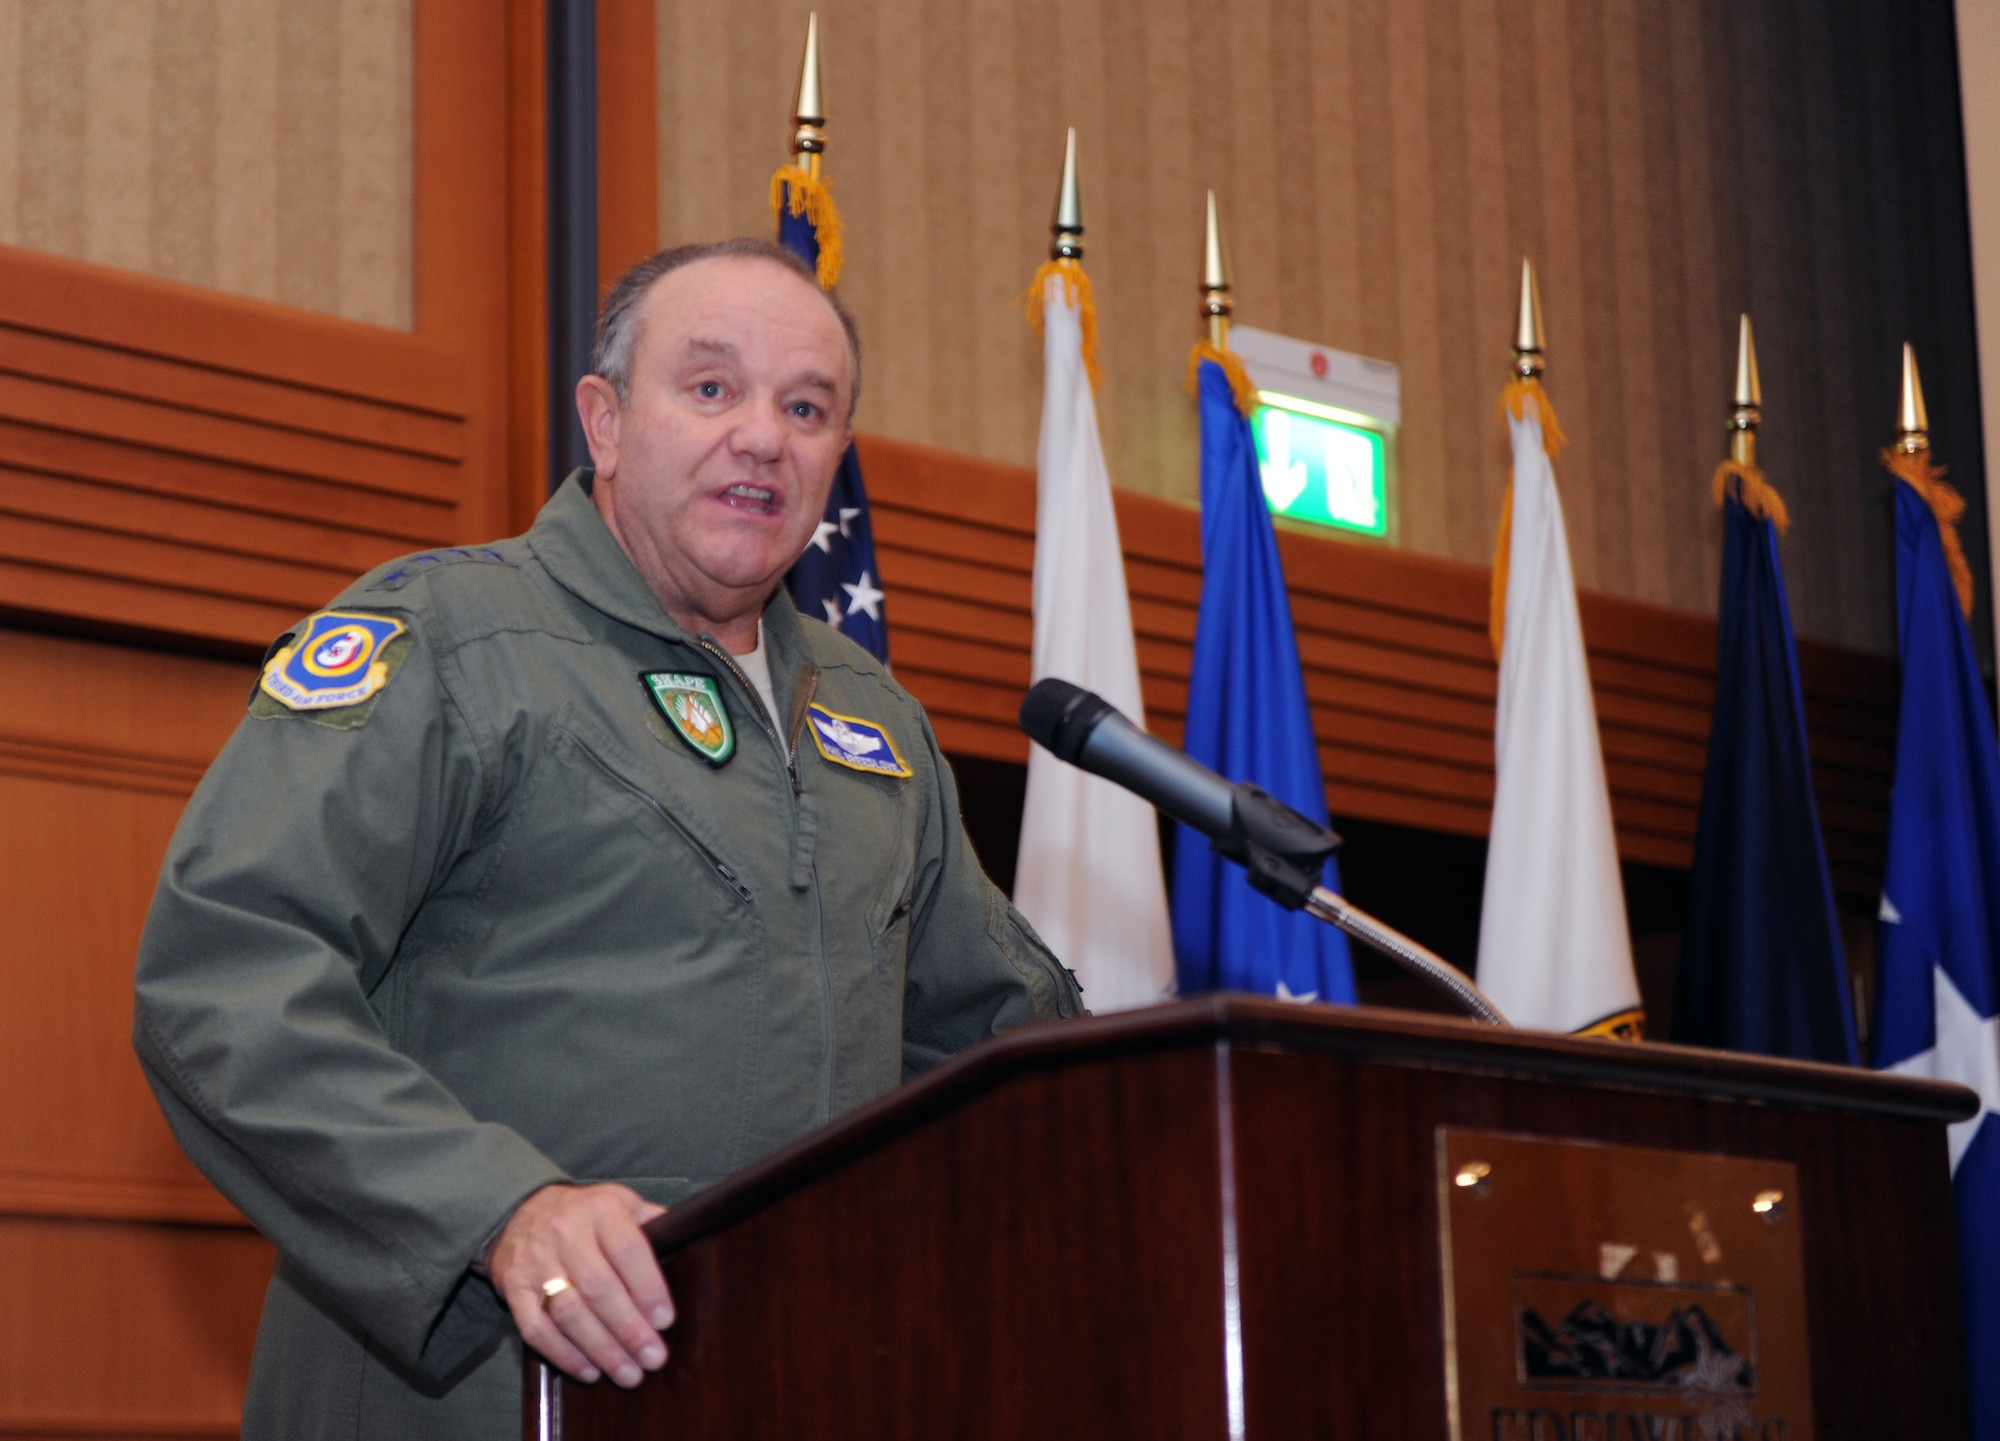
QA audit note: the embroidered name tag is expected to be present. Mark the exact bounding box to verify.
[643,672,736,765]
[805,704,910,778]
[259,611,409,711]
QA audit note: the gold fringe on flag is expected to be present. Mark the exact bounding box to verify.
[1711,459,1791,534]
[1497,377,1568,458]
[1883,447,1975,618]
[1184,341,1258,418]
[768,166,845,289]
[1488,379,1568,659]
[1020,259,1102,393]
[1488,486,1514,660]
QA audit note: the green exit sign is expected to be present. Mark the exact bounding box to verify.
[1250,391,1392,539]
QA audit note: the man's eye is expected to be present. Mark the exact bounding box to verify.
[790,402,821,420]
[696,381,724,399]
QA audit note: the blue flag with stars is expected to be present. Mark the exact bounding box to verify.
[1871,465,2000,1434]
[778,181,888,660]
[1171,356,1355,1004]
[1674,489,1859,1062]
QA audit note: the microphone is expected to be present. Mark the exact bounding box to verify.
[1020,677,1340,908]
[1018,678,1237,838]
[1017,678,1508,1026]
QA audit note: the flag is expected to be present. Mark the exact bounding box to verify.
[1012,265,1175,1012]
[1476,380,1642,1035]
[1870,447,2000,1437]
[1673,468,1859,1062]
[1170,347,1355,1004]
[775,168,888,660]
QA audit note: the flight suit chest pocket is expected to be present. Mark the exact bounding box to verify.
[540,705,755,914]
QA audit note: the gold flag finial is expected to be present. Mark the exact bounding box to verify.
[791,13,825,176]
[1897,342,1930,452]
[1513,258,1546,377]
[1202,190,1233,349]
[1050,127,1082,261]
[1730,313,1762,465]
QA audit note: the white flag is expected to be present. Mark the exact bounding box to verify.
[1012,274,1176,1012]
[1476,398,1642,1034]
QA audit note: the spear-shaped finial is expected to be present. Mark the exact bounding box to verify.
[1729,313,1762,465]
[1897,342,1930,453]
[1202,190,1233,349]
[1513,258,1546,377]
[791,13,825,176]
[1050,128,1082,262]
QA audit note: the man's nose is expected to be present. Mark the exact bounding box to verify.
[729,399,786,462]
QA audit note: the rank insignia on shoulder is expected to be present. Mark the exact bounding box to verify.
[259,611,409,712]
[805,704,911,779]
[642,671,735,765]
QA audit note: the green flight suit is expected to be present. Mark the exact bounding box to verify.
[131,474,1083,1438]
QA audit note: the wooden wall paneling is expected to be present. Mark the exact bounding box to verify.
[506,0,551,535]
[0,1216,272,1440]
[0,0,520,656]
[0,246,467,649]
[412,0,514,545]
[597,0,661,285]
[856,433,1896,896]
[0,631,254,1228]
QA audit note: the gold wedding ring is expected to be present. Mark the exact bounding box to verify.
[540,1276,574,1303]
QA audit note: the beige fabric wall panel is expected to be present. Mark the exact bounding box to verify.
[0,0,413,330]
[654,0,1984,657]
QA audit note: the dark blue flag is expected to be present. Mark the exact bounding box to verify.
[1871,458,2000,1436]
[1674,488,1858,1061]
[1170,356,1355,1003]
[777,177,887,660]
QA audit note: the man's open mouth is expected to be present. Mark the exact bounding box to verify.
[722,483,776,515]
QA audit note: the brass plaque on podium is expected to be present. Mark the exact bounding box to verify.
[1437,1128,1813,1441]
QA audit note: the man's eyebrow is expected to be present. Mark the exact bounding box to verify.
[794,371,838,394]
[682,338,739,360]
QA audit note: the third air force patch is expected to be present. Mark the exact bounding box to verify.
[805,704,910,779]
[260,612,409,713]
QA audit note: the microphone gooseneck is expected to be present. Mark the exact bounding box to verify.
[1017,678,1509,1027]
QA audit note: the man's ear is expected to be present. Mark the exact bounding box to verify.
[576,376,623,480]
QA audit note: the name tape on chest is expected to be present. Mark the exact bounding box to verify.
[805,704,911,778]
[260,611,409,711]
[642,671,736,765]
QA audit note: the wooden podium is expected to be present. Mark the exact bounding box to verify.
[528,997,1975,1439]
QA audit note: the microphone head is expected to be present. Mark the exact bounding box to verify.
[1018,678,1117,764]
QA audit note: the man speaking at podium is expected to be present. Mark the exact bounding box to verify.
[131,238,1082,1438]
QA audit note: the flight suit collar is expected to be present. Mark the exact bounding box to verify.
[530,469,815,687]
[530,471,693,643]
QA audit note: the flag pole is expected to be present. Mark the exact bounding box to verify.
[790,13,824,182]
[1051,127,1082,263]
[1897,342,1931,453]
[1730,314,1762,467]
[1513,256,1546,379]
[1202,190,1232,351]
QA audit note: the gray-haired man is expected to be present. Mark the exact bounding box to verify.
[133,238,1082,1438]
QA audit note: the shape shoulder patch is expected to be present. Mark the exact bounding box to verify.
[804,703,911,778]
[257,611,412,720]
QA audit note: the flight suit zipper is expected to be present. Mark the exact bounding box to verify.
[693,635,799,789]
[693,634,836,1121]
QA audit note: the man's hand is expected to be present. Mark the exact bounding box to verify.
[488,1182,674,1387]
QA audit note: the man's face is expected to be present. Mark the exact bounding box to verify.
[581,256,853,632]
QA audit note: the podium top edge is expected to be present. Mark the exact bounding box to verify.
[643,995,1976,1258]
